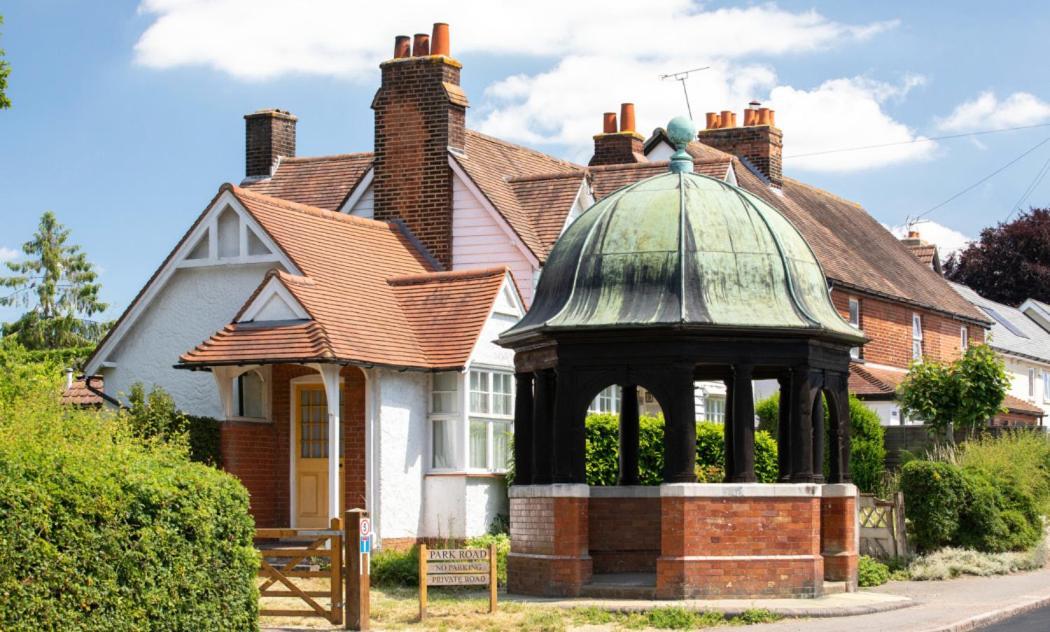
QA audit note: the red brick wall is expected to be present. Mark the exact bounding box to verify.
[221,364,367,528]
[589,133,645,166]
[697,124,783,187]
[244,110,296,178]
[821,495,858,585]
[509,495,591,596]
[831,289,985,368]
[588,496,660,573]
[372,56,466,268]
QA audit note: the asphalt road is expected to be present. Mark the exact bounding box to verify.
[979,603,1050,631]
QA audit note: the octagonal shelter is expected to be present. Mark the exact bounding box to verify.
[498,118,867,599]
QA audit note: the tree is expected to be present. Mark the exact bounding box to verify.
[897,344,1010,441]
[944,208,1050,306]
[0,212,107,349]
[0,14,10,109]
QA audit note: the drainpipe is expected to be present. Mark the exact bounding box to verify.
[82,374,125,409]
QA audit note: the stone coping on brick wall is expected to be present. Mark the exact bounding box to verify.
[509,483,858,499]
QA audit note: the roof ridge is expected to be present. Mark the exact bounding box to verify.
[507,172,588,184]
[228,184,396,231]
[464,129,584,170]
[586,158,730,174]
[279,152,375,163]
[387,266,508,286]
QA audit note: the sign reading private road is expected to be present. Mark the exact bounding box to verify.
[418,544,497,619]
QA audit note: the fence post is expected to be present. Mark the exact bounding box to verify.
[330,517,343,625]
[488,542,497,613]
[419,543,428,621]
[345,509,370,631]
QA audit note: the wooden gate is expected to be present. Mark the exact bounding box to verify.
[859,492,908,559]
[257,518,344,625]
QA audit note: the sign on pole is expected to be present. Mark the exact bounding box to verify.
[345,509,370,631]
[418,543,498,621]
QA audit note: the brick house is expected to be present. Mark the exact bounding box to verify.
[80,23,1006,542]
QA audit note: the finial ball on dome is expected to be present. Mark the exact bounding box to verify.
[667,116,697,149]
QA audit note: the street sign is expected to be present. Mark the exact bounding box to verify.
[359,518,372,538]
[359,537,371,554]
[419,544,498,620]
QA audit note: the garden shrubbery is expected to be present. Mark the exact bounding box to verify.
[0,343,257,631]
[857,555,890,587]
[584,414,779,484]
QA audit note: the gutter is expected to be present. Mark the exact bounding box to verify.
[82,375,126,409]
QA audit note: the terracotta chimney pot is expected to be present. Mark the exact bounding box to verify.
[431,23,450,56]
[603,112,618,134]
[620,103,636,133]
[908,230,920,239]
[705,112,720,129]
[412,33,430,57]
[721,110,735,128]
[769,110,776,127]
[393,35,411,59]
[743,109,757,126]
[757,107,771,125]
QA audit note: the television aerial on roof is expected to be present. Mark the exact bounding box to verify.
[659,66,710,120]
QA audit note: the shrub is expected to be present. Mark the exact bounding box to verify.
[371,546,419,587]
[858,555,890,587]
[584,414,778,484]
[466,533,510,586]
[907,539,1048,581]
[123,383,222,466]
[755,394,779,434]
[900,461,967,551]
[0,358,258,631]
[957,431,1050,515]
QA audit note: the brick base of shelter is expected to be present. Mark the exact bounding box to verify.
[508,483,858,599]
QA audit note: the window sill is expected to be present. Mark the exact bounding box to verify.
[425,471,508,479]
[225,416,272,424]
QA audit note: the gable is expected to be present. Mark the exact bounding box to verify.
[237,275,311,322]
[339,169,375,218]
[468,272,526,369]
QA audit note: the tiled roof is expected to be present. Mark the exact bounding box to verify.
[507,174,585,248]
[241,153,373,211]
[909,244,938,268]
[180,186,508,370]
[1004,394,1045,416]
[588,159,731,198]
[61,376,104,406]
[951,282,1050,364]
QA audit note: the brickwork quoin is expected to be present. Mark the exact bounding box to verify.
[507,483,859,600]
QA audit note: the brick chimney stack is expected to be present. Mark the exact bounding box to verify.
[244,109,297,179]
[372,22,466,268]
[697,102,782,188]
[589,103,647,166]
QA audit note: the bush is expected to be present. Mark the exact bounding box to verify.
[0,354,258,631]
[858,555,890,587]
[371,546,419,588]
[584,414,778,484]
[466,533,510,586]
[124,383,222,466]
[899,461,969,551]
[957,431,1050,515]
[755,394,779,434]
[907,539,1048,581]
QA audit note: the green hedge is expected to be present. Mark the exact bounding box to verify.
[0,351,257,631]
[585,414,779,484]
[752,394,886,494]
[125,383,222,467]
[899,460,1041,553]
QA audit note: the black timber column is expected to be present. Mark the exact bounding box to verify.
[811,387,825,484]
[776,371,793,482]
[619,385,640,485]
[532,369,555,485]
[789,367,815,482]
[513,372,534,485]
[663,370,697,483]
[728,364,757,483]
[553,367,587,484]
[723,373,735,481]
[827,373,852,484]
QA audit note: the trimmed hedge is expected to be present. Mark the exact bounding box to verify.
[0,353,257,630]
[585,414,779,484]
[899,460,1041,553]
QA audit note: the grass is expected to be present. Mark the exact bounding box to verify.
[258,580,781,630]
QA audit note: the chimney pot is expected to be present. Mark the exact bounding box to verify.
[431,23,450,56]
[743,109,757,126]
[619,103,636,133]
[908,230,920,239]
[603,112,618,134]
[757,107,771,126]
[65,367,73,391]
[394,35,411,58]
[705,112,720,129]
[721,110,735,128]
[769,110,776,127]
[749,100,761,109]
[412,33,430,56]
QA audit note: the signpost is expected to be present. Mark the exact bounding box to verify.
[344,509,371,631]
[418,544,498,621]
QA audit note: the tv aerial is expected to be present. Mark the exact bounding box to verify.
[659,66,710,120]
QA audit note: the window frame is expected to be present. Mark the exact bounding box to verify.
[960,326,969,352]
[848,297,862,360]
[230,367,270,422]
[461,368,516,474]
[469,369,514,419]
[588,385,622,414]
[1029,368,1037,399]
[705,395,727,423]
[911,313,923,361]
[1043,371,1050,403]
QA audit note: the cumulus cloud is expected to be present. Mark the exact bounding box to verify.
[0,247,18,263]
[937,91,1050,133]
[890,221,972,258]
[134,0,921,172]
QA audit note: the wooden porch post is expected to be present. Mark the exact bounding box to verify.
[728,364,756,483]
[790,367,815,483]
[618,385,640,485]
[812,384,826,484]
[318,364,343,522]
[532,369,555,485]
[663,369,697,483]
[776,370,793,482]
[513,372,535,485]
[553,367,586,484]
[827,372,852,484]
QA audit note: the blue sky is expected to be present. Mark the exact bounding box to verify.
[3,1,1050,324]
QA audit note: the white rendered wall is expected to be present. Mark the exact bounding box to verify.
[1003,356,1050,415]
[451,173,536,305]
[347,184,374,219]
[465,478,507,535]
[375,369,428,542]
[101,263,277,416]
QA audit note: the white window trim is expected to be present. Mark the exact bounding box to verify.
[338,168,374,214]
[849,298,861,360]
[912,313,923,361]
[960,326,969,352]
[228,366,272,423]
[1029,368,1037,399]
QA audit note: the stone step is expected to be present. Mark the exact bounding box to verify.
[823,581,848,595]
[580,573,658,600]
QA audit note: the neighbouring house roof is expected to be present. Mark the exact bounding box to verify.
[588,159,732,199]
[849,362,1043,417]
[61,376,104,407]
[242,153,374,211]
[908,243,939,269]
[951,282,1050,364]
[179,186,512,370]
[507,173,587,248]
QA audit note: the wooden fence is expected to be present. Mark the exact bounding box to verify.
[859,492,908,559]
[883,425,1042,469]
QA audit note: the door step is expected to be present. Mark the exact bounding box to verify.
[822,581,848,595]
[580,573,657,599]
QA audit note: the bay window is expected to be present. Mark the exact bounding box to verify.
[588,385,621,414]
[705,395,726,423]
[467,369,514,473]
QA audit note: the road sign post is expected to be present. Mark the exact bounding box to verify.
[418,543,497,621]
[344,509,370,631]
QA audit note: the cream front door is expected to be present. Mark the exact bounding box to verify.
[294,385,342,528]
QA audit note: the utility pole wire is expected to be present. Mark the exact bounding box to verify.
[785,122,1050,160]
[659,66,710,120]
[1005,153,1050,222]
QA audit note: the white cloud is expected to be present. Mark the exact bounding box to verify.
[0,247,18,263]
[890,221,972,259]
[936,91,1050,133]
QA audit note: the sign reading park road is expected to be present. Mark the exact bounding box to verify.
[419,544,498,618]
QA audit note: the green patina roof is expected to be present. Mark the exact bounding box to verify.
[500,169,866,344]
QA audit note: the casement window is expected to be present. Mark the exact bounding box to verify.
[911,314,923,361]
[431,418,456,470]
[468,369,514,472]
[232,369,268,420]
[1043,372,1050,403]
[588,385,621,414]
[1030,368,1037,399]
[705,395,727,423]
[960,326,969,352]
[430,372,461,470]
[431,372,458,414]
[848,298,861,360]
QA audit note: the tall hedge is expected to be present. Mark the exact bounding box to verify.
[584,414,779,484]
[0,346,258,631]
